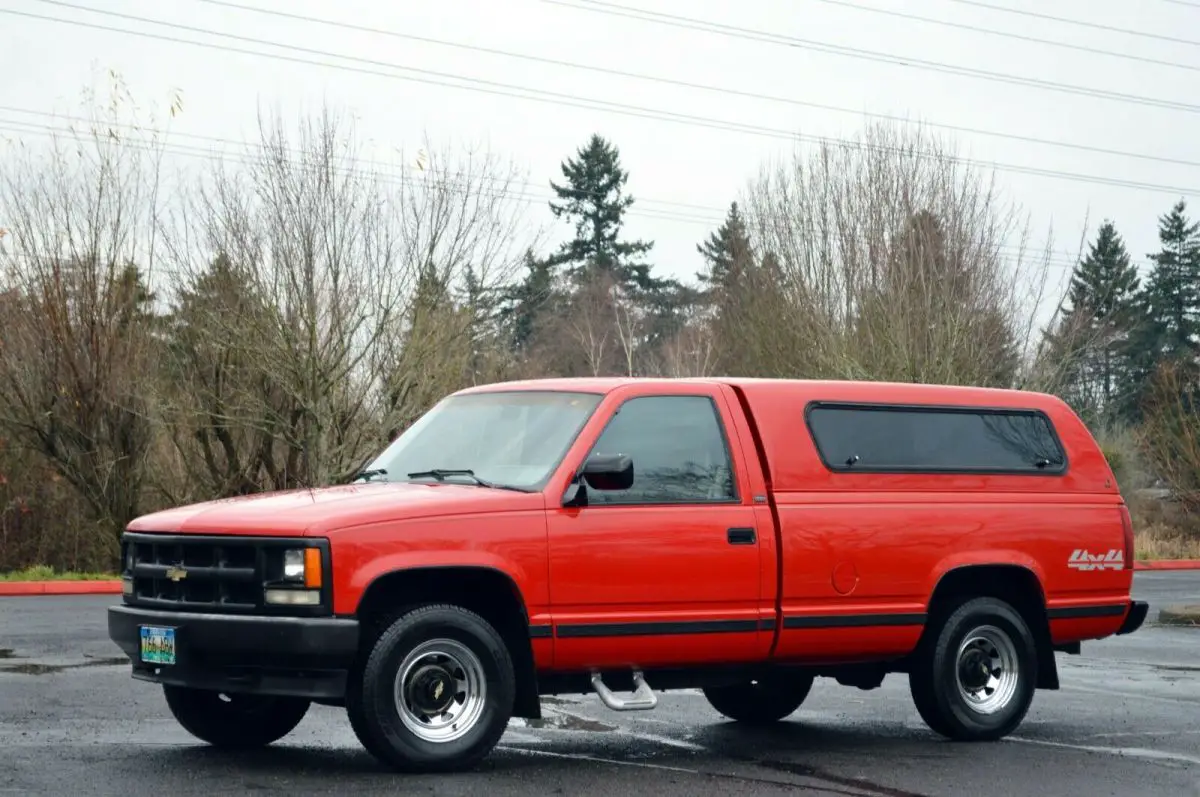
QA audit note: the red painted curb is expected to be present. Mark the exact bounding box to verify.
[0,580,122,597]
[1135,560,1200,571]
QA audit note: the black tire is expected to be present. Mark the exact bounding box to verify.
[162,685,310,748]
[703,673,815,724]
[346,604,515,773]
[345,665,392,762]
[908,596,1038,741]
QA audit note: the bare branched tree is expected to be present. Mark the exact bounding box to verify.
[737,121,1063,388]
[1139,361,1200,509]
[159,109,537,495]
[658,314,719,378]
[611,281,642,377]
[566,273,615,377]
[0,73,174,540]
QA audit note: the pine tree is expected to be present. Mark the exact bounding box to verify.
[697,201,753,301]
[1125,200,1200,420]
[1049,221,1141,423]
[497,249,558,353]
[1142,200,1200,360]
[546,134,656,294]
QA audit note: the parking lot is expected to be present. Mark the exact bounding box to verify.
[2,571,1198,796]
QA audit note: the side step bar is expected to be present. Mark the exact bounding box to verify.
[591,670,658,711]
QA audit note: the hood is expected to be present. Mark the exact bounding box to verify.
[125,482,546,537]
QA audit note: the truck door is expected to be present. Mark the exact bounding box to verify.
[545,385,773,671]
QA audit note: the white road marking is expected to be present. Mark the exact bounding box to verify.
[1091,730,1200,740]
[1063,684,1200,706]
[1009,736,1200,767]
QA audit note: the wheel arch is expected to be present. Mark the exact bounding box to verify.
[355,565,542,719]
[923,563,1058,690]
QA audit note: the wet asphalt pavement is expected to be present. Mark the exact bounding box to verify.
[2,572,1199,796]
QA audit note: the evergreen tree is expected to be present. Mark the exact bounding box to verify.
[697,201,752,301]
[546,134,656,294]
[1125,200,1200,419]
[1049,221,1141,423]
[497,249,558,353]
[164,253,274,497]
[1142,200,1200,360]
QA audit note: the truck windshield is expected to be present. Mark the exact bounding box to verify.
[358,390,603,492]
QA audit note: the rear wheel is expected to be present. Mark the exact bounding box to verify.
[703,673,815,724]
[909,596,1038,741]
[346,604,515,772]
[163,685,310,748]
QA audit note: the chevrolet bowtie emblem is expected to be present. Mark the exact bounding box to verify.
[165,565,188,582]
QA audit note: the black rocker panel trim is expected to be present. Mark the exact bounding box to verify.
[782,613,927,629]
[539,613,923,638]
[1046,603,1127,620]
[555,619,760,638]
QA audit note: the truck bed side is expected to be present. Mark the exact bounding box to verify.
[727,379,1133,666]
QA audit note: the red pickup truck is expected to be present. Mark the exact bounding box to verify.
[108,377,1147,772]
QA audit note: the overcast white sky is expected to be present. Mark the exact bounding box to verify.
[3,0,1198,311]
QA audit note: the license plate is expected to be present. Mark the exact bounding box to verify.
[139,625,176,665]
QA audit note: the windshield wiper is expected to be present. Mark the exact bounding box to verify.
[405,468,529,492]
[353,468,388,482]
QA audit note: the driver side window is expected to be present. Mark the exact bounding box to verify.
[585,395,737,505]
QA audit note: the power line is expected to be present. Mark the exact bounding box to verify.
[943,0,1200,49]
[542,0,1200,115]
[7,6,1200,199]
[0,118,1125,272]
[804,0,1200,73]
[1162,0,1200,8]
[182,0,1200,171]
[0,119,727,229]
[0,105,733,217]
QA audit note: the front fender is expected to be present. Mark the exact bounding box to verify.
[327,515,548,616]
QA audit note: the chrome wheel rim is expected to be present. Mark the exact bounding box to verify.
[954,624,1019,715]
[393,638,487,743]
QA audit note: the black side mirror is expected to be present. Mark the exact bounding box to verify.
[581,453,634,491]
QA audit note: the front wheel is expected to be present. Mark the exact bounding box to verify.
[703,673,815,724]
[909,596,1038,741]
[163,685,310,748]
[346,604,515,773]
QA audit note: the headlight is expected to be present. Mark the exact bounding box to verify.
[272,547,324,597]
[283,549,305,581]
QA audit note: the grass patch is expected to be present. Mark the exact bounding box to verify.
[1130,495,1200,560]
[1135,531,1200,561]
[0,565,118,582]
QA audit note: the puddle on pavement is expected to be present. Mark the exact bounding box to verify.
[0,656,127,675]
[515,711,617,733]
[0,649,13,659]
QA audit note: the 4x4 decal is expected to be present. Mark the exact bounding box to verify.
[1067,549,1125,571]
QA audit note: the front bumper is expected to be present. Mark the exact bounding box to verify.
[1116,600,1149,636]
[108,605,360,699]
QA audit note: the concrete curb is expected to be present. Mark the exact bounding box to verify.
[0,580,122,597]
[1157,605,1200,627]
[1,558,1198,597]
